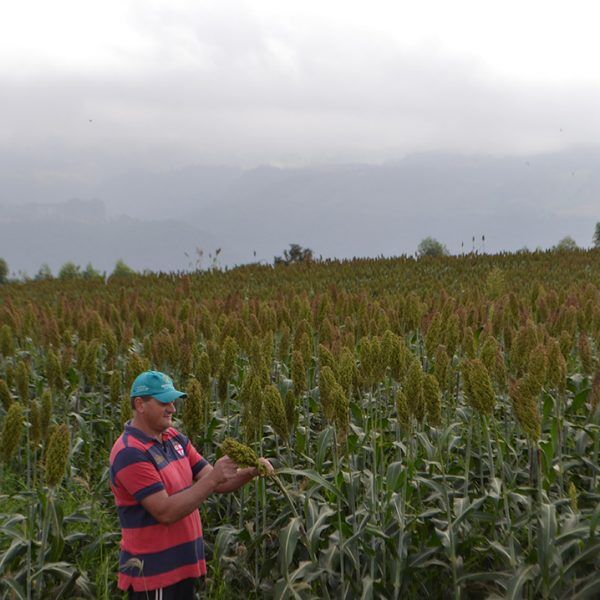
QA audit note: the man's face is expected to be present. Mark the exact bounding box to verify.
[136,396,176,433]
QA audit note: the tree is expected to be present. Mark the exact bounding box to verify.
[0,258,8,284]
[111,259,135,277]
[593,222,600,248]
[82,262,101,279]
[34,263,53,281]
[274,244,314,265]
[553,236,578,252]
[417,237,449,258]
[58,262,81,280]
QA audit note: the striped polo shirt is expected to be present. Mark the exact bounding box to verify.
[109,422,209,592]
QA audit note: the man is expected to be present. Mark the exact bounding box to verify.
[109,370,272,599]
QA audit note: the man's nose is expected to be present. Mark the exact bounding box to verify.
[165,402,176,413]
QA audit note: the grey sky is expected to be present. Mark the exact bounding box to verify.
[2,1,600,274]
[3,0,600,175]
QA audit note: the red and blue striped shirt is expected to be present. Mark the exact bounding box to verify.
[109,422,209,592]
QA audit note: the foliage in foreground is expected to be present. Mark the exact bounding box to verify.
[1,250,600,598]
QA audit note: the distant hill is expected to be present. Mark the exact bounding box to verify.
[0,201,217,276]
[1,148,599,272]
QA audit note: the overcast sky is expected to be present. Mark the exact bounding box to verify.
[3,0,600,178]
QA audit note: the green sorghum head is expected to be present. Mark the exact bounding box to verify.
[578,333,594,376]
[559,330,573,361]
[358,337,374,388]
[283,389,296,432]
[462,326,476,359]
[263,384,289,441]
[76,340,88,373]
[125,353,150,390]
[196,351,211,390]
[45,423,70,487]
[30,400,42,446]
[296,331,313,368]
[526,345,547,395]
[0,402,24,464]
[510,378,541,442]
[589,368,600,415]
[546,338,567,394]
[480,336,500,375]
[381,329,396,369]
[318,344,336,373]
[390,335,409,382]
[241,372,263,442]
[221,437,267,476]
[333,385,349,439]
[425,315,443,360]
[82,340,99,387]
[395,389,411,431]
[0,378,12,410]
[120,394,132,429]
[291,350,306,396]
[41,389,52,434]
[278,325,291,361]
[109,370,122,405]
[432,345,451,392]
[16,360,30,406]
[424,374,442,427]
[102,327,118,364]
[319,366,339,423]
[183,378,204,440]
[443,314,460,358]
[485,267,505,299]
[462,359,495,417]
[0,324,14,357]
[262,332,274,366]
[206,339,221,376]
[337,347,356,393]
[249,336,263,371]
[46,350,63,391]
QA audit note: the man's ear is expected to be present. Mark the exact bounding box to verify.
[132,396,144,412]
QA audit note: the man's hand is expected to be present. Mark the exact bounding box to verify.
[255,457,275,477]
[209,455,239,485]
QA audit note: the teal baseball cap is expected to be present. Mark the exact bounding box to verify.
[130,370,187,403]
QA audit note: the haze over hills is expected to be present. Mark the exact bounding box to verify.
[1,149,599,276]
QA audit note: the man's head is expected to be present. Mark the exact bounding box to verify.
[130,371,186,433]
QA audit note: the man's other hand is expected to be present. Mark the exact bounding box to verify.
[210,455,238,485]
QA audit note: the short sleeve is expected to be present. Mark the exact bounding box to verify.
[187,441,209,477]
[112,447,165,501]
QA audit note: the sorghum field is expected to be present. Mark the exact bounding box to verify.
[2,250,600,599]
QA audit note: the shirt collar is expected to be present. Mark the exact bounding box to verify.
[124,421,174,444]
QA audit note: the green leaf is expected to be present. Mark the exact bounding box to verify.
[360,575,374,600]
[506,564,538,600]
[276,468,339,497]
[571,574,600,600]
[279,516,301,574]
[0,539,27,575]
[306,505,334,555]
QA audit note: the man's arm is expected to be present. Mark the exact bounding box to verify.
[140,455,238,525]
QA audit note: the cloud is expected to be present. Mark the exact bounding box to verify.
[2,0,600,175]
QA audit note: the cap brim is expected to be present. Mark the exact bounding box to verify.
[152,390,187,403]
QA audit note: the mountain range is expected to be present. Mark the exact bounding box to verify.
[1,148,599,275]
